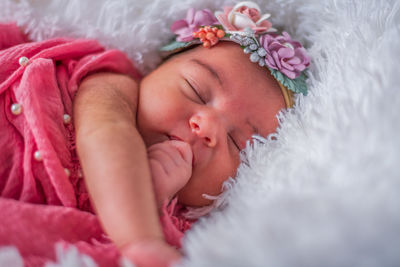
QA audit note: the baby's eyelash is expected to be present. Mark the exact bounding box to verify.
[185,79,206,104]
[229,134,240,150]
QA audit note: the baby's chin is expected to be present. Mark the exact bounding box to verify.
[176,182,214,207]
[176,171,230,207]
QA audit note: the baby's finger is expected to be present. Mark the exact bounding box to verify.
[149,158,168,178]
[148,149,177,175]
[148,140,192,167]
[166,140,193,165]
[148,146,181,170]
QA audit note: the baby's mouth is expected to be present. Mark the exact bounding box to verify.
[168,134,182,141]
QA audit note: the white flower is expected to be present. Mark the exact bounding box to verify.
[215,1,276,34]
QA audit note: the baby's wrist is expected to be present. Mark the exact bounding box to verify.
[120,238,181,267]
[120,235,164,251]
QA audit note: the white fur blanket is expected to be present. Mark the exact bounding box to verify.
[1,0,399,266]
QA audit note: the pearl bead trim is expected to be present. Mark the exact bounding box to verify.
[11,103,22,115]
[63,114,71,124]
[18,56,29,67]
[33,150,43,161]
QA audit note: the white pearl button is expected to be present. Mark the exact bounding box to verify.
[33,150,43,161]
[63,114,71,124]
[64,168,71,177]
[18,56,29,67]
[11,103,22,115]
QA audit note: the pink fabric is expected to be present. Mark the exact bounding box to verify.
[0,23,192,266]
[160,198,194,248]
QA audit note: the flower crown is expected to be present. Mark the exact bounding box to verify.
[160,1,311,107]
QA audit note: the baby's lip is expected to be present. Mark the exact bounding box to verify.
[167,135,195,168]
[168,135,183,141]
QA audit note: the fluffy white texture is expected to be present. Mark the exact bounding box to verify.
[0,247,23,267]
[45,244,97,267]
[1,0,399,266]
[0,245,97,267]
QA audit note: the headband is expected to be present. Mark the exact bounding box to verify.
[160,1,311,108]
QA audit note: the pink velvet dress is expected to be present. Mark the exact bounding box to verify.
[0,23,191,267]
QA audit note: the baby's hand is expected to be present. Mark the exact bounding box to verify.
[121,239,181,267]
[148,140,193,207]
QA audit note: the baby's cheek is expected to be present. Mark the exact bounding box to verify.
[176,157,239,207]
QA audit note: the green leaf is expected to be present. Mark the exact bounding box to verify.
[160,40,192,52]
[269,68,308,96]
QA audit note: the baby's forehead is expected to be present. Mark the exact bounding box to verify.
[178,42,282,96]
[181,42,250,64]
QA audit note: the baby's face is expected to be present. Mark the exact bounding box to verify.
[137,42,285,206]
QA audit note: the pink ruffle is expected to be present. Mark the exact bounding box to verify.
[0,22,192,266]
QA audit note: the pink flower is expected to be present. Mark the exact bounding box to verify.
[215,2,274,34]
[260,32,311,79]
[171,8,218,42]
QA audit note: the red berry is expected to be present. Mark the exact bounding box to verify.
[216,29,225,38]
[203,40,211,48]
[206,32,215,40]
[210,37,218,45]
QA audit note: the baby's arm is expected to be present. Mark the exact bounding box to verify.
[73,73,179,265]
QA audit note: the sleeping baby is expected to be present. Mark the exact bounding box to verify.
[0,2,309,267]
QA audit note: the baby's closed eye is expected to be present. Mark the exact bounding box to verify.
[183,78,206,104]
[228,134,241,151]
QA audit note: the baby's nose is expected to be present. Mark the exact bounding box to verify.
[189,115,217,147]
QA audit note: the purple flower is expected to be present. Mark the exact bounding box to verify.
[260,32,310,79]
[171,8,218,42]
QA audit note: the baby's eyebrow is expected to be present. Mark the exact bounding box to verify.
[190,59,223,87]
